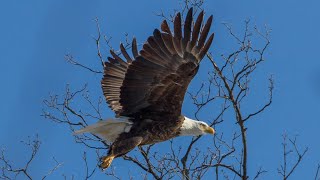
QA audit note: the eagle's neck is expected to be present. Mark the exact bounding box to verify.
[179,116,202,136]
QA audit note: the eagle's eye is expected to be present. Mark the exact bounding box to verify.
[199,123,206,128]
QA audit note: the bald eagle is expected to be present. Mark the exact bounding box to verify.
[75,8,215,169]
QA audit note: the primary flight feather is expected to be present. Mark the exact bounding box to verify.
[75,8,215,169]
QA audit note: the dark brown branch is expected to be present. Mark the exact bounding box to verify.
[253,167,267,180]
[93,17,106,68]
[243,76,274,122]
[138,146,161,180]
[315,164,320,180]
[82,152,97,180]
[278,134,308,180]
[42,157,63,180]
[65,54,102,74]
[123,155,150,173]
[0,136,62,180]
[207,52,248,180]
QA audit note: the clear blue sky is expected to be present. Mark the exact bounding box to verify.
[1,0,319,179]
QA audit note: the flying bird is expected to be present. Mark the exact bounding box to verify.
[75,8,215,169]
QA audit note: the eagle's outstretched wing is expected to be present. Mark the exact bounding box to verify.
[102,8,214,119]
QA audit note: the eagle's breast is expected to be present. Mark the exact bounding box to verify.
[127,116,184,145]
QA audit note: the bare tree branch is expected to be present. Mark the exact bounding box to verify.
[315,164,320,180]
[278,134,308,180]
[0,135,62,180]
[42,157,63,180]
[93,17,106,68]
[65,54,102,74]
[253,167,267,180]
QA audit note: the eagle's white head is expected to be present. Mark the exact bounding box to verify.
[179,116,215,136]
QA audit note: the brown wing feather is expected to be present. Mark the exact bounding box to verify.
[101,8,214,119]
[101,40,138,115]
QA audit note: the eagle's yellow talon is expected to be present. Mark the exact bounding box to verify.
[100,155,115,170]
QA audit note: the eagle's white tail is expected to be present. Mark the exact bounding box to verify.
[74,117,133,143]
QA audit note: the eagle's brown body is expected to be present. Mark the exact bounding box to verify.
[116,115,184,146]
[76,8,215,169]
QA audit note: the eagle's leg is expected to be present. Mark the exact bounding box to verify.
[100,136,143,170]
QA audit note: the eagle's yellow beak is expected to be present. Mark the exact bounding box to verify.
[204,127,215,134]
